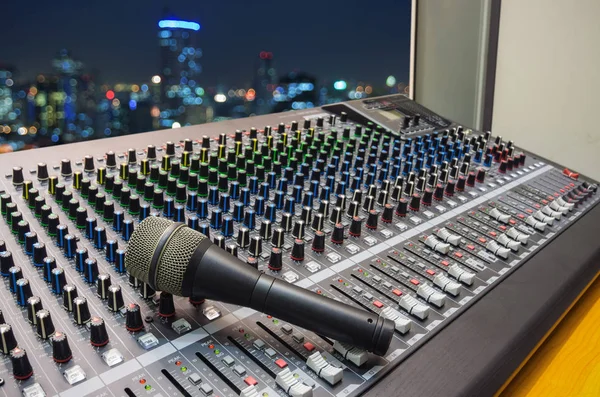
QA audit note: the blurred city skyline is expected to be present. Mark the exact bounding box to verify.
[1,1,411,86]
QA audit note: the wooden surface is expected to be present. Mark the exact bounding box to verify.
[500,277,600,396]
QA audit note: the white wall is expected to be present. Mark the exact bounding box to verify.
[492,0,600,180]
[415,0,490,129]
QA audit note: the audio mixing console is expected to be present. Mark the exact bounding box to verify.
[0,95,597,397]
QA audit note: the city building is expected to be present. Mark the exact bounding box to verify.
[157,14,206,128]
[272,71,318,113]
[252,51,276,115]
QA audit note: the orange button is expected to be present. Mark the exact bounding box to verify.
[541,200,548,204]
[410,279,420,285]
[517,214,525,219]
[454,252,463,258]
[489,231,497,237]
[426,269,436,276]
[373,300,384,308]
[466,244,475,250]
[478,237,487,243]
[499,225,507,231]
[392,289,402,296]
[525,209,533,214]
[559,189,565,193]
[244,376,258,386]
[303,342,315,352]
[534,204,540,209]
[509,219,516,225]
[441,260,450,266]
[275,359,287,368]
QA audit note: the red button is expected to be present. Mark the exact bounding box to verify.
[489,231,497,237]
[392,289,402,296]
[509,219,516,225]
[244,376,258,386]
[499,225,507,231]
[373,300,384,308]
[454,252,463,258]
[525,209,533,214]
[554,193,560,197]
[534,204,540,209]
[478,237,487,243]
[410,279,420,285]
[466,244,475,250]
[275,359,288,368]
[570,183,575,187]
[517,214,525,219]
[426,269,436,276]
[303,342,315,352]
[541,200,548,204]
[441,260,450,266]
[559,189,565,193]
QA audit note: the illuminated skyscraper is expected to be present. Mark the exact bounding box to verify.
[252,51,276,115]
[0,65,15,124]
[157,15,205,127]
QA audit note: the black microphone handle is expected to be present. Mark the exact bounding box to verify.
[182,244,395,356]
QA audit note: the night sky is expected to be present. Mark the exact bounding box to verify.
[1,0,412,87]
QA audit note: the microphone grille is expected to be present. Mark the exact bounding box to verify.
[125,216,171,284]
[156,225,206,295]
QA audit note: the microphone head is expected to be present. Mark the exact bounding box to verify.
[125,217,206,295]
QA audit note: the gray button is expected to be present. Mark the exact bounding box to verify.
[264,348,277,358]
[233,365,246,376]
[200,383,214,395]
[281,324,293,334]
[253,339,265,350]
[188,373,202,385]
[222,355,235,366]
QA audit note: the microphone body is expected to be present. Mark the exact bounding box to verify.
[183,244,392,355]
[125,217,394,356]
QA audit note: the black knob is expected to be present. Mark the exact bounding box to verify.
[268,248,283,271]
[42,256,56,283]
[8,266,22,293]
[106,151,117,168]
[12,166,24,186]
[395,198,408,217]
[0,251,13,276]
[271,227,285,248]
[97,273,112,300]
[51,267,67,295]
[331,223,345,244]
[476,168,486,183]
[409,194,421,212]
[312,231,325,253]
[11,347,33,380]
[433,184,444,201]
[280,212,293,233]
[94,226,107,249]
[291,239,305,261]
[16,278,33,306]
[73,296,91,325]
[83,258,99,283]
[311,213,324,232]
[166,141,176,156]
[83,155,95,173]
[329,206,342,224]
[36,309,55,339]
[499,160,508,173]
[466,172,476,187]
[140,282,156,300]
[61,159,73,177]
[363,195,375,212]
[62,284,78,312]
[0,324,17,354]
[259,219,272,239]
[26,296,43,325]
[147,145,157,160]
[236,226,250,248]
[51,331,72,363]
[349,216,362,237]
[105,239,118,263]
[422,188,433,206]
[125,303,144,332]
[292,220,305,239]
[445,181,455,197]
[63,234,77,259]
[456,176,466,192]
[37,163,49,181]
[24,232,38,255]
[89,316,109,346]
[107,285,125,312]
[248,236,262,257]
[158,292,176,318]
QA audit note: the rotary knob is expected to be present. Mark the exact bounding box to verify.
[16,278,33,306]
[331,223,345,244]
[381,203,394,223]
[158,292,175,318]
[444,181,455,197]
[73,297,91,325]
[36,309,55,339]
[395,198,408,217]
[27,296,43,325]
[60,159,73,177]
[12,166,24,186]
[125,303,144,332]
[268,248,283,271]
[248,236,262,257]
[89,316,109,346]
[291,239,305,261]
[107,285,125,312]
[51,331,72,363]
[62,284,78,312]
[97,273,112,300]
[84,155,95,173]
[11,347,33,380]
[37,163,49,181]
[0,324,18,354]
[312,231,325,253]
[236,227,250,249]
[349,216,362,237]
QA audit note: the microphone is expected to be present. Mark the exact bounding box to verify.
[125,217,395,355]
